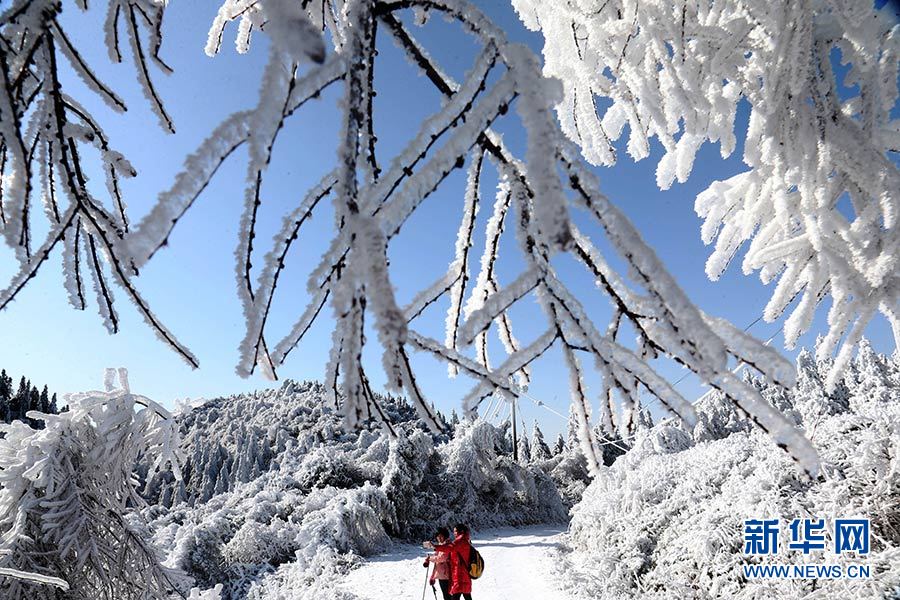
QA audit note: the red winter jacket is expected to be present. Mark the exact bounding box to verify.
[433,532,472,594]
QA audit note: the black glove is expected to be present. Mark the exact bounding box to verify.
[423,560,429,568]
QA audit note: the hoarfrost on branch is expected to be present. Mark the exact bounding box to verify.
[3,0,870,475]
[512,0,900,389]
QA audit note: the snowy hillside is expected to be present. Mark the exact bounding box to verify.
[560,342,900,599]
[136,380,571,598]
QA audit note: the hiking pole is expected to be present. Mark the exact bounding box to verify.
[421,561,430,600]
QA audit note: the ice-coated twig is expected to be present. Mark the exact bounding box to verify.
[0,0,191,365]
[0,0,832,478]
[516,0,900,379]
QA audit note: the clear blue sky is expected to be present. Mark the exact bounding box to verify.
[0,1,895,440]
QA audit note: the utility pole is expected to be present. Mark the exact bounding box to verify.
[511,396,518,461]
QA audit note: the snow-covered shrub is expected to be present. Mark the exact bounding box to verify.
[0,370,180,599]
[562,344,900,599]
[380,430,435,538]
[438,420,568,528]
[550,450,592,508]
[295,446,363,493]
[221,518,296,566]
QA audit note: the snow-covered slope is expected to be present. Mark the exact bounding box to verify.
[561,343,900,599]
[338,525,575,600]
[136,380,569,598]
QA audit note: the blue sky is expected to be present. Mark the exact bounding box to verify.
[0,1,895,440]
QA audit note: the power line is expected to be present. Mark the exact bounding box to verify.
[485,313,784,450]
[642,316,785,412]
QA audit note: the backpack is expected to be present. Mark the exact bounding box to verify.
[459,544,484,579]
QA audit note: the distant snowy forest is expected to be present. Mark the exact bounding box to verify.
[136,381,578,597]
[0,369,61,427]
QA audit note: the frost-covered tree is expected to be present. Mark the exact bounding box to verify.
[529,419,551,461]
[552,432,565,456]
[0,370,10,422]
[0,369,183,599]
[513,0,900,389]
[8,377,27,422]
[0,0,196,366]
[516,429,531,464]
[1,0,822,475]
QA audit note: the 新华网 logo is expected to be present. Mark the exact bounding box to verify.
[741,518,871,580]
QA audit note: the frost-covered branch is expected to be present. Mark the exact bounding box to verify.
[514,0,900,385]
[119,0,821,476]
[0,0,196,366]
[1,0,826,479]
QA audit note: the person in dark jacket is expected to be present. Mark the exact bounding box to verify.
[424,523,473,600]
[423,527,452,600]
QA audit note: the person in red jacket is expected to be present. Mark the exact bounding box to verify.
[424,523,473,600]
[423,527,452,600]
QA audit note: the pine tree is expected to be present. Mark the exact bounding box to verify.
[9,377,28,423]
[635,408,654,432]
[516,431,531,465]
[553,433,566,457]
[496,420,513,455]
[0,370,11,423]
[566,403,580,451]
[235,430,254,484]
[213,463,231,497]
[49,393,58,414]
[530,420,552,462]
[27,386,41,428]
[39,386,50,413]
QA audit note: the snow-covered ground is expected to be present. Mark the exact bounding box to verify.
[339,525,575,599]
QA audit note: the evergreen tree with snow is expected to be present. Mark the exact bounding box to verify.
[26,386,40,428]
[9,377,28,423]
[565,403,579,451]
[38,385,49,414]
[552,433,565,457]
[0,370,11,423]
[516,430,531,465]
[529,420,551,462]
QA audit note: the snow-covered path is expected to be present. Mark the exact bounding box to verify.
[340,524,575,600]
